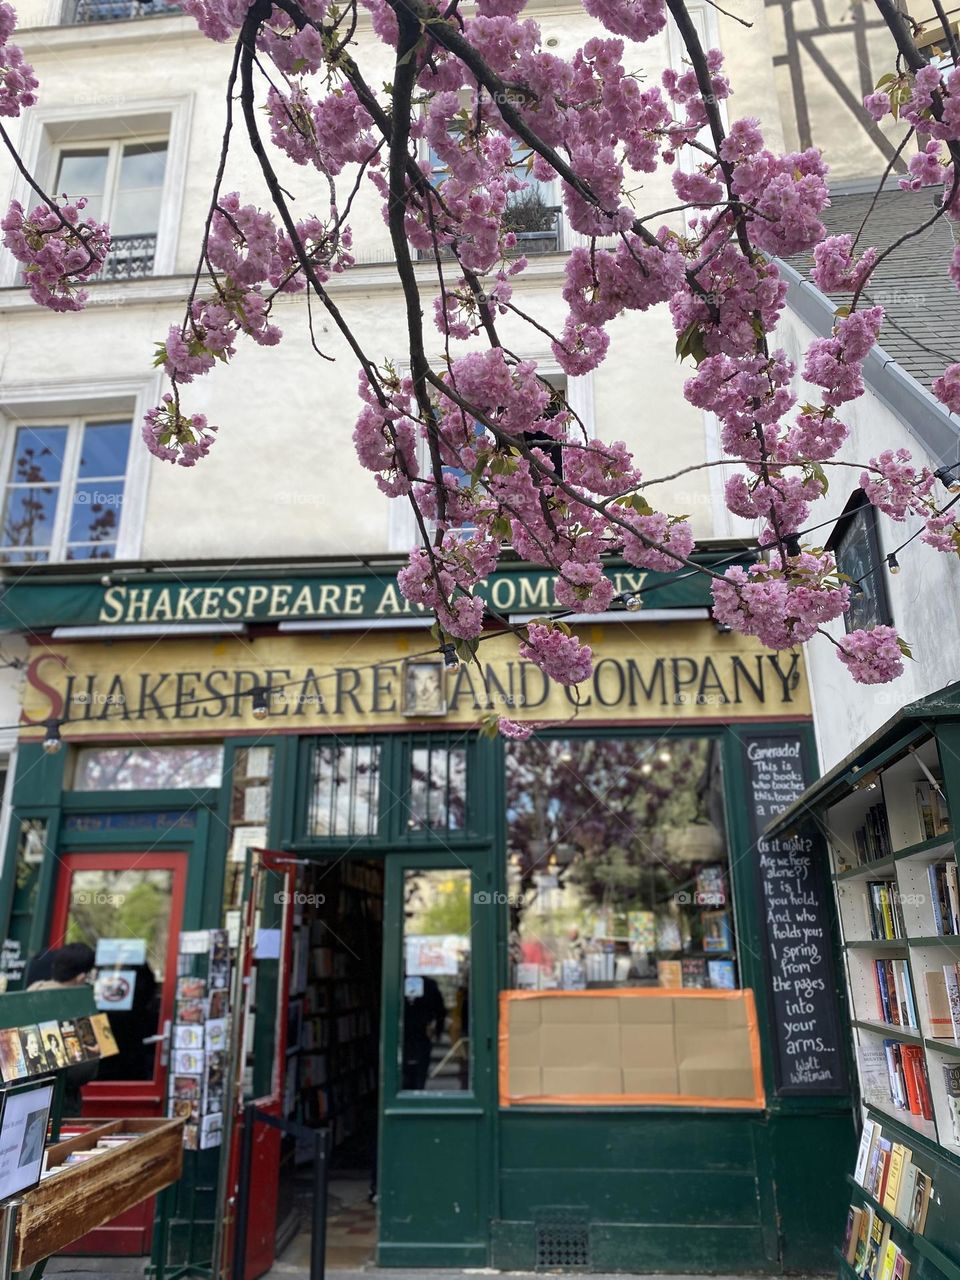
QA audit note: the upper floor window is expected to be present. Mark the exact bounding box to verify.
[53,140,167,279]
[70,0,181,23]
[0,417,133,562]
[826,490,893,634]
[424,135,561,257]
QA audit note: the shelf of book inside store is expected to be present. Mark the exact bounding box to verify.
[848,940,910,951]
[843,1173,960,1280]
[855,1020,924,1045]
[867,1097,939,1144]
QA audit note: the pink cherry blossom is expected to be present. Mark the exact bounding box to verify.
[142,395,218,467]
[519,623,593,685]
[1,198,109,311]
[836,627,905,684]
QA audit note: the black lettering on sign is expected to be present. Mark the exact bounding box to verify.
[743,735,848,1096]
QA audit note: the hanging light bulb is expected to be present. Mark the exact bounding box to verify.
[42,719,63,755]
[886,552,900,575]
[622,592,642,613]
[251,686,270,720]
[658,749,673,764]
[441,643,460,669]
[640,762,653,777]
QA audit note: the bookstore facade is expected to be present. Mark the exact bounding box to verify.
[0,561,857,1274]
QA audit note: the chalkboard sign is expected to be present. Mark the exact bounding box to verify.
[742,734,848,1097]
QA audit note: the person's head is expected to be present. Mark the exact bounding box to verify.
[46,1035,60,1055]
[51,943,95,986]
[24,1032,39,1057]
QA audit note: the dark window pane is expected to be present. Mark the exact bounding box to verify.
[77,421,131,478]
[409,745,467,831]
[68,479,124,546]
[1,486,59,550]
[11,426,67,483]
[401,869,471,1092]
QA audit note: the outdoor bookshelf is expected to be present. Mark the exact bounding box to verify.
[762,688,960,1280]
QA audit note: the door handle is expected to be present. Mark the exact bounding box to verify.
[143,1019,172,1068]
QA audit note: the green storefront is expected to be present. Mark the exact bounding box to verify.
[0,555,856,1274]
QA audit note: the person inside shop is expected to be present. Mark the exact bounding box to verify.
[402,975,446,1090]
[27,942,95,991]
[27,943,98,1113]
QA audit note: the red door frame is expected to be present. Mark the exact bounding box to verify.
[48,850,189,1254]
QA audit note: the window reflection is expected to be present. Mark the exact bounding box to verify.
[505,737,737,991]
[401,870,471,1091]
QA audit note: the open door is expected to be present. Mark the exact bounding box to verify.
[48,851,188,1253]
[377,851,495,1267]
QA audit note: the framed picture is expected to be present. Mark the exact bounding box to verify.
[827,491,893,634]
[402,658,447,717]
[0,1076,55,1203]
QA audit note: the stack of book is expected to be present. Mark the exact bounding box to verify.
[927,859,960,936]
[873,959,918,1029]
[842,1119,934,1278]
[915,781,950,841]
[864,882,906,940]
[853,806,894,864]
[881,1039,933,1119]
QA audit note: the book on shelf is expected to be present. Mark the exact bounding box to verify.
[922,970,956,1038]
[707,958,736,989]
[915,781,950,841]
[849,1117,933,1241]
[701,910,732,953]
[844,1206,864,1264]
[943,1063,960,1146]
[854,805,894,865]
[927,863,960,936]
[656,959,683,989]
[680,957,707,988]
[873,960,918,1028]
[865,882,906,941]
[943,964,960,1038]
[879,1041,933,1119]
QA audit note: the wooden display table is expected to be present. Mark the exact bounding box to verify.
[13,1117,184,1270]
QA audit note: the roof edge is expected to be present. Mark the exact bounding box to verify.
[777,257,960,468]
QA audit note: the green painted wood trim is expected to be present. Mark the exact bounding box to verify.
[0,985,95,1028]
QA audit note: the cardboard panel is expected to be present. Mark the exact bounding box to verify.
[500,989,764,1109]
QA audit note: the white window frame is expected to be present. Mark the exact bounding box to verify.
[0,375,160,562]
[387,362,595,551]
[1,97,192,287]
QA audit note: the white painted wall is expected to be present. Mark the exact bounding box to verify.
[709,298,960,774]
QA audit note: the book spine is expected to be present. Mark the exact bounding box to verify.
[929,865,946,935]
[875,960,891,1023]
[899,961,919,1029]
[900,1045,921,1115]
[946,861,960,935]
[944,964,960,1038]
[884,961,900,1025]
[909,1048,934,1121]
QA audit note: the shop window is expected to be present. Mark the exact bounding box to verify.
[0,417,134,562]
[505,736,738,991]
[409,742,467,831]
[826,490,893,634]
[72,744,224,791]
[401,868,471,1092]
[51,139,168,278]
[307,742,381,838]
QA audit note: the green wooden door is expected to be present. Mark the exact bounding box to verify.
[378,849,495,1267]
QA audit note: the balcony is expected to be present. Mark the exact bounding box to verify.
[70,0,180,22]
[101,233,157,279]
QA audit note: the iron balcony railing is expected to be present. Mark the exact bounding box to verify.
[101,233,158,279]
[71,0,180,22]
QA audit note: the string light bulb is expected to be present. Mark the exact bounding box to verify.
[42,720,63,755]
[886,552,900,575]
[251,686,270,720]
[658,749,673,764]
[441,643,460,669]
[640,762,653,776]
[623,593,643,613]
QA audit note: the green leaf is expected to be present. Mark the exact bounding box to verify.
[897,637,914,660]
[875,71,898,88]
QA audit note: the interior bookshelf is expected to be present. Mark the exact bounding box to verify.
[825,732,960,1160]
[287,859,383,1156]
